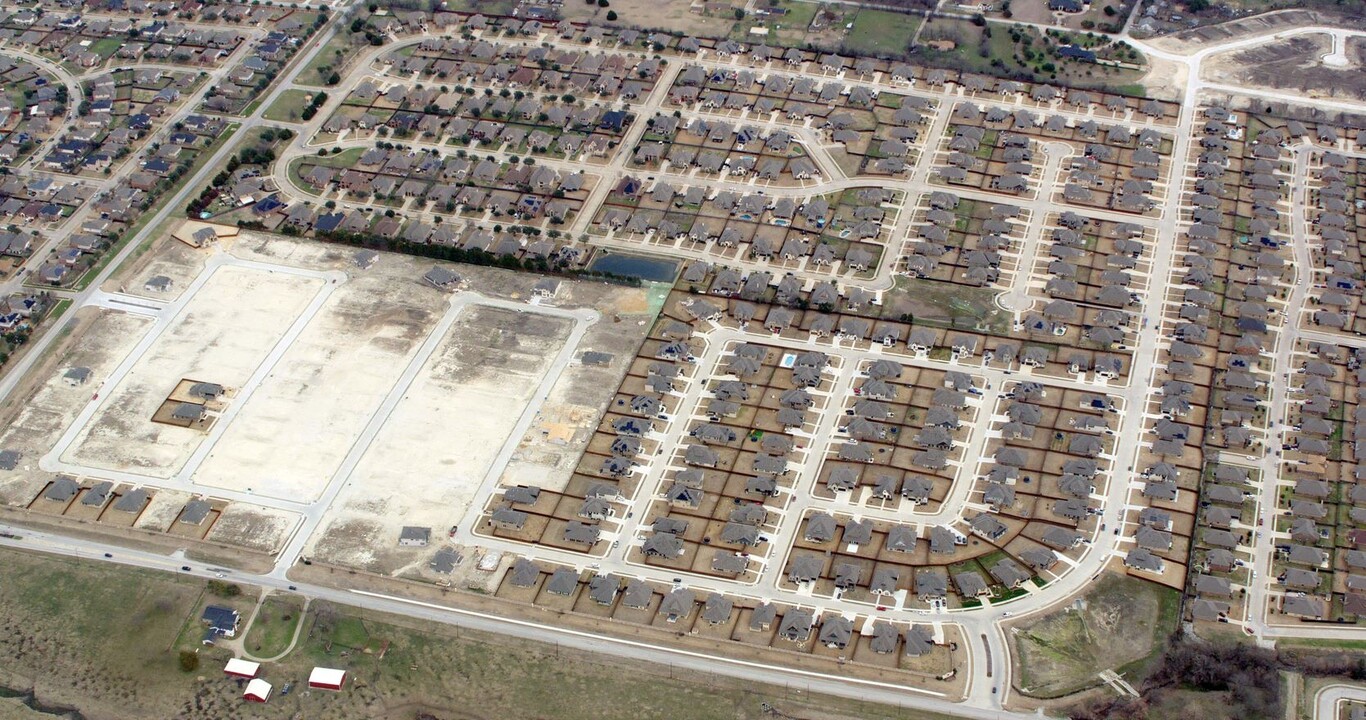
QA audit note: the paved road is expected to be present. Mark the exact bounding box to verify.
[1314,683,1366,720]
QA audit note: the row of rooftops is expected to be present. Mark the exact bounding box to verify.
[507,558,941,651]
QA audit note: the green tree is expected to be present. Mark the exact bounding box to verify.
[606,9,617,20]
[178,650,199,672]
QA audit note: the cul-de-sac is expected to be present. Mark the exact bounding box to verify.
[0,0,1364,718]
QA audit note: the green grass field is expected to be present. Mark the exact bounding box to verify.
[262,89,313,123]
[89,37,123,59]
[243,594,305,658]
[843,9,922,57]
[300,32,364,86]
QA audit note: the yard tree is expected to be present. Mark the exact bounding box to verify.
[178,650,199,672]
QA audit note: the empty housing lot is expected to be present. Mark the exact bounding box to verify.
[307,305,577,570]
[190,264,451,502]
[62,264,329,477]
[3,234,608,565]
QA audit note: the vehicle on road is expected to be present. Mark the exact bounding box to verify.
[181,565,191,571]
[103,553,112,558]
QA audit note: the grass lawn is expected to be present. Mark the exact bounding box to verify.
[1276,637,1366,651]
[262,89,313,123]
[879,274,1011,334]
[843,9,921,57]
[770,0,821,47]
[89,37,123,59]
[300,32,364,86]
[243,593,305,658]
[45,298,72,323]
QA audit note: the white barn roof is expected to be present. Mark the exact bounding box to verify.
[224,658,259,678]
[309,667,346,689]
[243,678,272,702]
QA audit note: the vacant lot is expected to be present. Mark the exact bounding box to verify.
[1202,33,1366,101]
[307,304,574,571]
[65,265,325,478]
[880,275,1011,334]
[0,309,151,486]
[0,550,212,719]
[1012,572,1180,698]
[843,9,922,57]
[191,266,444,503]
[263,89,314,122]
[300,32,369,87]
[913,19,1146,92]
[244,593,306,659]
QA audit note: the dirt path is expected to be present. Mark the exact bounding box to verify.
[243,596,311,663]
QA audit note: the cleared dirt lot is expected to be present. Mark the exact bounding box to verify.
[496,283,661,495]
[193,267,447,502]
[1199,33,1366,100]
[0,309,152,496]
[65,266,325,477]
[307,305,574,570]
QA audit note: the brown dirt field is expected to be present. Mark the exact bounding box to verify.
[0,308,100,443]
[1146,9,1337,54]
[1202,33,1366,101]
